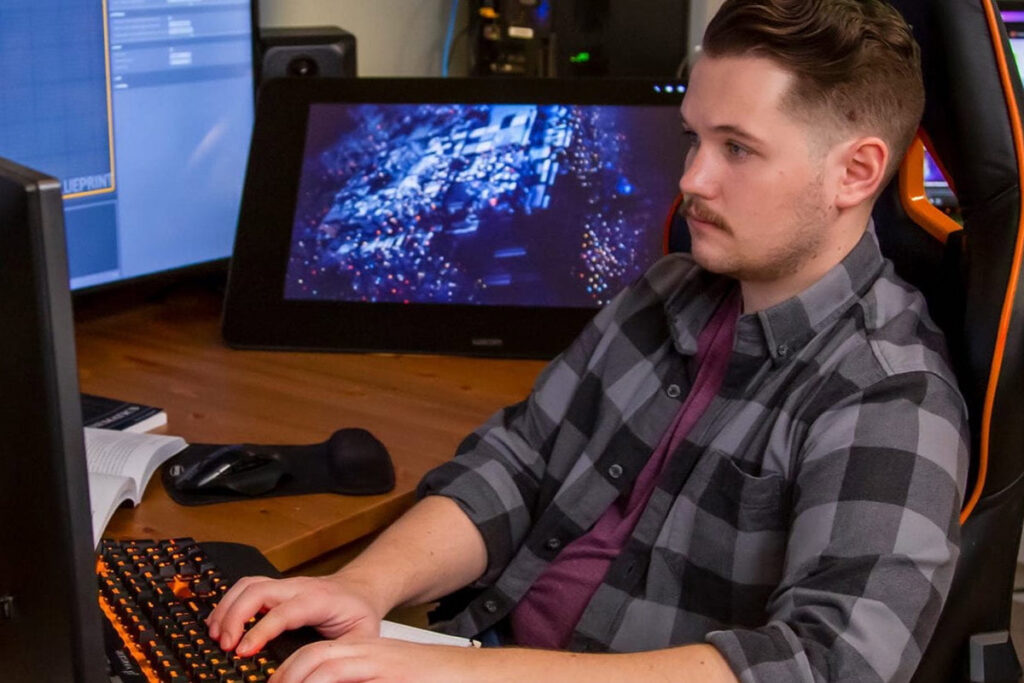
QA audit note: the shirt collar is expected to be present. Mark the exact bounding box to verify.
[665,223,884,361]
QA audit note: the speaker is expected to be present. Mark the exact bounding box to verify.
[258,26,357,84]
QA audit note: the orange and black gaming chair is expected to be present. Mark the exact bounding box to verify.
[667,0,1024,679]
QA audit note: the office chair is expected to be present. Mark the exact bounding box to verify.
[666,0,1024,679]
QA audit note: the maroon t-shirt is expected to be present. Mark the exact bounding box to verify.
[510,291,740,649]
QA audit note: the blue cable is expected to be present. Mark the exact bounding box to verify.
[442,0,460,77]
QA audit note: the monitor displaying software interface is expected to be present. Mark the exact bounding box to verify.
[0,0,254,291]
[284,102,683,309]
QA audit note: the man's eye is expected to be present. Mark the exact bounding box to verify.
[682,130,699,149]
[726,141,750,158]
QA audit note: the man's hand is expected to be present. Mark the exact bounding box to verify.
[269,637,477,683]
[206,574,384,656]
[206,496,488,658]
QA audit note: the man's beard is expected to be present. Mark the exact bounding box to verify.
[682,175,829,282]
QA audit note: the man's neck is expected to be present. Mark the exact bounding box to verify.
[739,214,870,314]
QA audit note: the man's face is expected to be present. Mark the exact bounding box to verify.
[679,54,837,284]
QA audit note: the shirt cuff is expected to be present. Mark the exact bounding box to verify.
[706,621,823,683]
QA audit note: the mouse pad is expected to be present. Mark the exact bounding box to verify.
[161,428,395,505]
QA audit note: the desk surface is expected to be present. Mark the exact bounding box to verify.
[75,288,545,571]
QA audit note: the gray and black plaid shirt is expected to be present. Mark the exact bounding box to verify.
[419,228,968,682]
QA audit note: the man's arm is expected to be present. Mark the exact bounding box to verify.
[211,496,743,683]
[269,635,740,683]
[207,496,487,655]
[208,279,638,653]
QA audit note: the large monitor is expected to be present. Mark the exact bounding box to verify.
[222,77,686,356]
[0,157,107,681]
[0,0,256,292]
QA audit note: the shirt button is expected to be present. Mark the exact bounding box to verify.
[666,383,681,398]
[483,600,498,613]
[545,537,562,551]
[777,343,790,358]
[608,464,624,479]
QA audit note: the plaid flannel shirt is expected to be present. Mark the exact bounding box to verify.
[419,228,969,683]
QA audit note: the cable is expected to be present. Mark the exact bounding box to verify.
[442,0,461,77]
[446,19,476,75]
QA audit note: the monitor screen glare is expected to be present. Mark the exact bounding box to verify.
[0,0,254,290]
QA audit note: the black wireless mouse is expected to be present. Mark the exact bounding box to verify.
[173,445,287,495]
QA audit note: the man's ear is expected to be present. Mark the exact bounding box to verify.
[833,136,889,209]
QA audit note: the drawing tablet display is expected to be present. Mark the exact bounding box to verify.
[223,78,686,357]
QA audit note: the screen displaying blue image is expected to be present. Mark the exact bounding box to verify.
[0,0,254,290]
[285,103,682,308]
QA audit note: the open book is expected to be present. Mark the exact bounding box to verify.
[86,427,188,545]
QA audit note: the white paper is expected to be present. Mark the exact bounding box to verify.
[379,620,478,647]
[88,471,134,546]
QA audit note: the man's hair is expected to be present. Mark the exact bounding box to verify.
[702,0,924,180]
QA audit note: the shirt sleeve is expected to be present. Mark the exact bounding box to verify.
[706,370,969,683]
[416,285,632,584]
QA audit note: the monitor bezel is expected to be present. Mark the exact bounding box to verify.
[0,157,107,681]
[221,76,688,358]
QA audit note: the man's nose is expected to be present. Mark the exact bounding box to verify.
[679,148,715,198]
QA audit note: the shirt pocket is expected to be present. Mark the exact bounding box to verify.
[662,447,789,545]
[657,448,789,620]
[703,448,788,525]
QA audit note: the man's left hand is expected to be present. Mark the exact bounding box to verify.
[270,637,478,683]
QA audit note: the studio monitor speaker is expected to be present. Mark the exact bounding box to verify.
[258,26,357,84]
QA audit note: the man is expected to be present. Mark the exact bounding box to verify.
[208,1,969,680]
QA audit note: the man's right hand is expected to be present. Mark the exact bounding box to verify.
[206,573,384,657]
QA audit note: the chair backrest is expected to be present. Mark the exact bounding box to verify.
[887,1,1024,679]
[667,1,1024,678]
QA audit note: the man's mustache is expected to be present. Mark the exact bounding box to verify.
[682,196,730,232]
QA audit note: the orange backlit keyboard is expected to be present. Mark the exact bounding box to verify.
[97,538,314,682]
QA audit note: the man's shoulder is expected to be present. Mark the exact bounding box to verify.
[840,261,959,389]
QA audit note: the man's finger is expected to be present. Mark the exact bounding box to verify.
[236,594,327,656]
[271,641,358,683]
[215,579,300,651]
[207,575,272,639]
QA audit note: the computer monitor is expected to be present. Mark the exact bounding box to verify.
[222,77,687,356]
[0,1,257,292]
[0,157,107,680]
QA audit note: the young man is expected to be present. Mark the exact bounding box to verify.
[208,1,969,680]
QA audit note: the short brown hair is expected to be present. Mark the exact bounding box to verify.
[702,0,924,179]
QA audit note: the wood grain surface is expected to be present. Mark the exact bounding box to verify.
[74,288,545,571]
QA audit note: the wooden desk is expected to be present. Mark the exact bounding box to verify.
[75,288,545,572]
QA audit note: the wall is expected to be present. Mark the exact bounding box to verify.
[687,0,727,66]
[258,0,470,77]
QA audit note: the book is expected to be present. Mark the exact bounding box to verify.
[379,620,480,648]
[85,427,188,545]
[81,392,168,433]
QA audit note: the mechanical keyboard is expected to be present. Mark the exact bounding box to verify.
[96,538,317,682]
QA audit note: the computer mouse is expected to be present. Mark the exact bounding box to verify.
[173,445,286,495]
